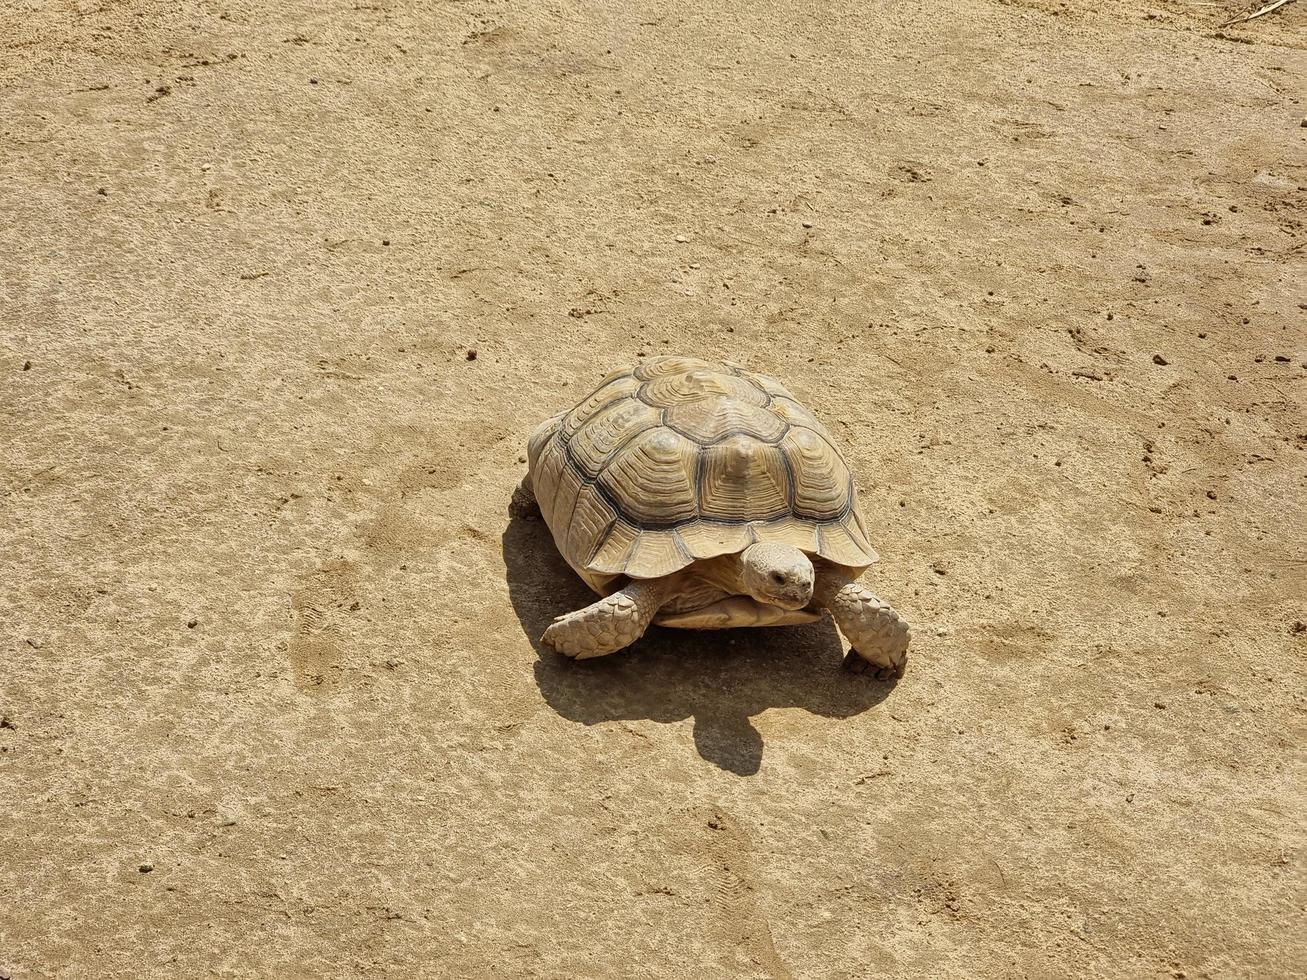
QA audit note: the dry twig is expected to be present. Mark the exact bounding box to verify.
[1222,0,1296,27]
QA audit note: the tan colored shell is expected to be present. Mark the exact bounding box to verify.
[528,356,878,591]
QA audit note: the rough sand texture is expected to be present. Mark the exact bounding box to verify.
[2,0,1305,977]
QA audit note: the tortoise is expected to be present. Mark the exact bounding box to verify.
[517,356,910,678]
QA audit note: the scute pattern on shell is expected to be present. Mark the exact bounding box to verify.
[529,356,878,586]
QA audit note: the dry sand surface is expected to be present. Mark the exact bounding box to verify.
[3,0,1306,976]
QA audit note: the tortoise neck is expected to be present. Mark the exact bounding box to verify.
[686,553,750,594]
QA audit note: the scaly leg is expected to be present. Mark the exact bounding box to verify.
[510,474,538,519]
[542,578,672,660]
[813,568,911,679]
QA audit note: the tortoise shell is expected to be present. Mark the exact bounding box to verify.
[527,356,878,592]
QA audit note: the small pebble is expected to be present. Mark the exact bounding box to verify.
[1152,354,1168,365]
[1154,701,1167,709]
[465,349,478,361]
[382,239,390,246]
[1206,490,1217,500]
[309,77,319,85]
[139,863,154,873]
[802,221,813,229]
[1274,355,1290,363]
[22,361,31,371]
[674,235,688,243]
[187,619,198,628]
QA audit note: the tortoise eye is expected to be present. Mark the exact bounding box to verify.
[769,571,786,585]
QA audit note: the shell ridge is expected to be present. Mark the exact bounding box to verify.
[777,440,799,514]
[563,396,662,477]
[702,420,789,447]
[671,529,693,563]
[584,515,619,566]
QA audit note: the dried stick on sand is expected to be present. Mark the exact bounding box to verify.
[1221,0,1296,27]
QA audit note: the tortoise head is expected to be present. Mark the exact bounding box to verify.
[740,543,814,610]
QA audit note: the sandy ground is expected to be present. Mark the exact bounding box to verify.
[2,0,1305,976]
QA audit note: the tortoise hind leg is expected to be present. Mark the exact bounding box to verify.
[514,409,564,519]
[542,579,672,660]
[813,570,910,679]
[510,474,538,519]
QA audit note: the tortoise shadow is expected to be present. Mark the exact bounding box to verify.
[503,503,896,776]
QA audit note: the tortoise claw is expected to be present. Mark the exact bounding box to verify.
[842,649,906,682]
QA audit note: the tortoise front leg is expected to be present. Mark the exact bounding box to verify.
[542,578,673,660]
[813,567,910,680]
